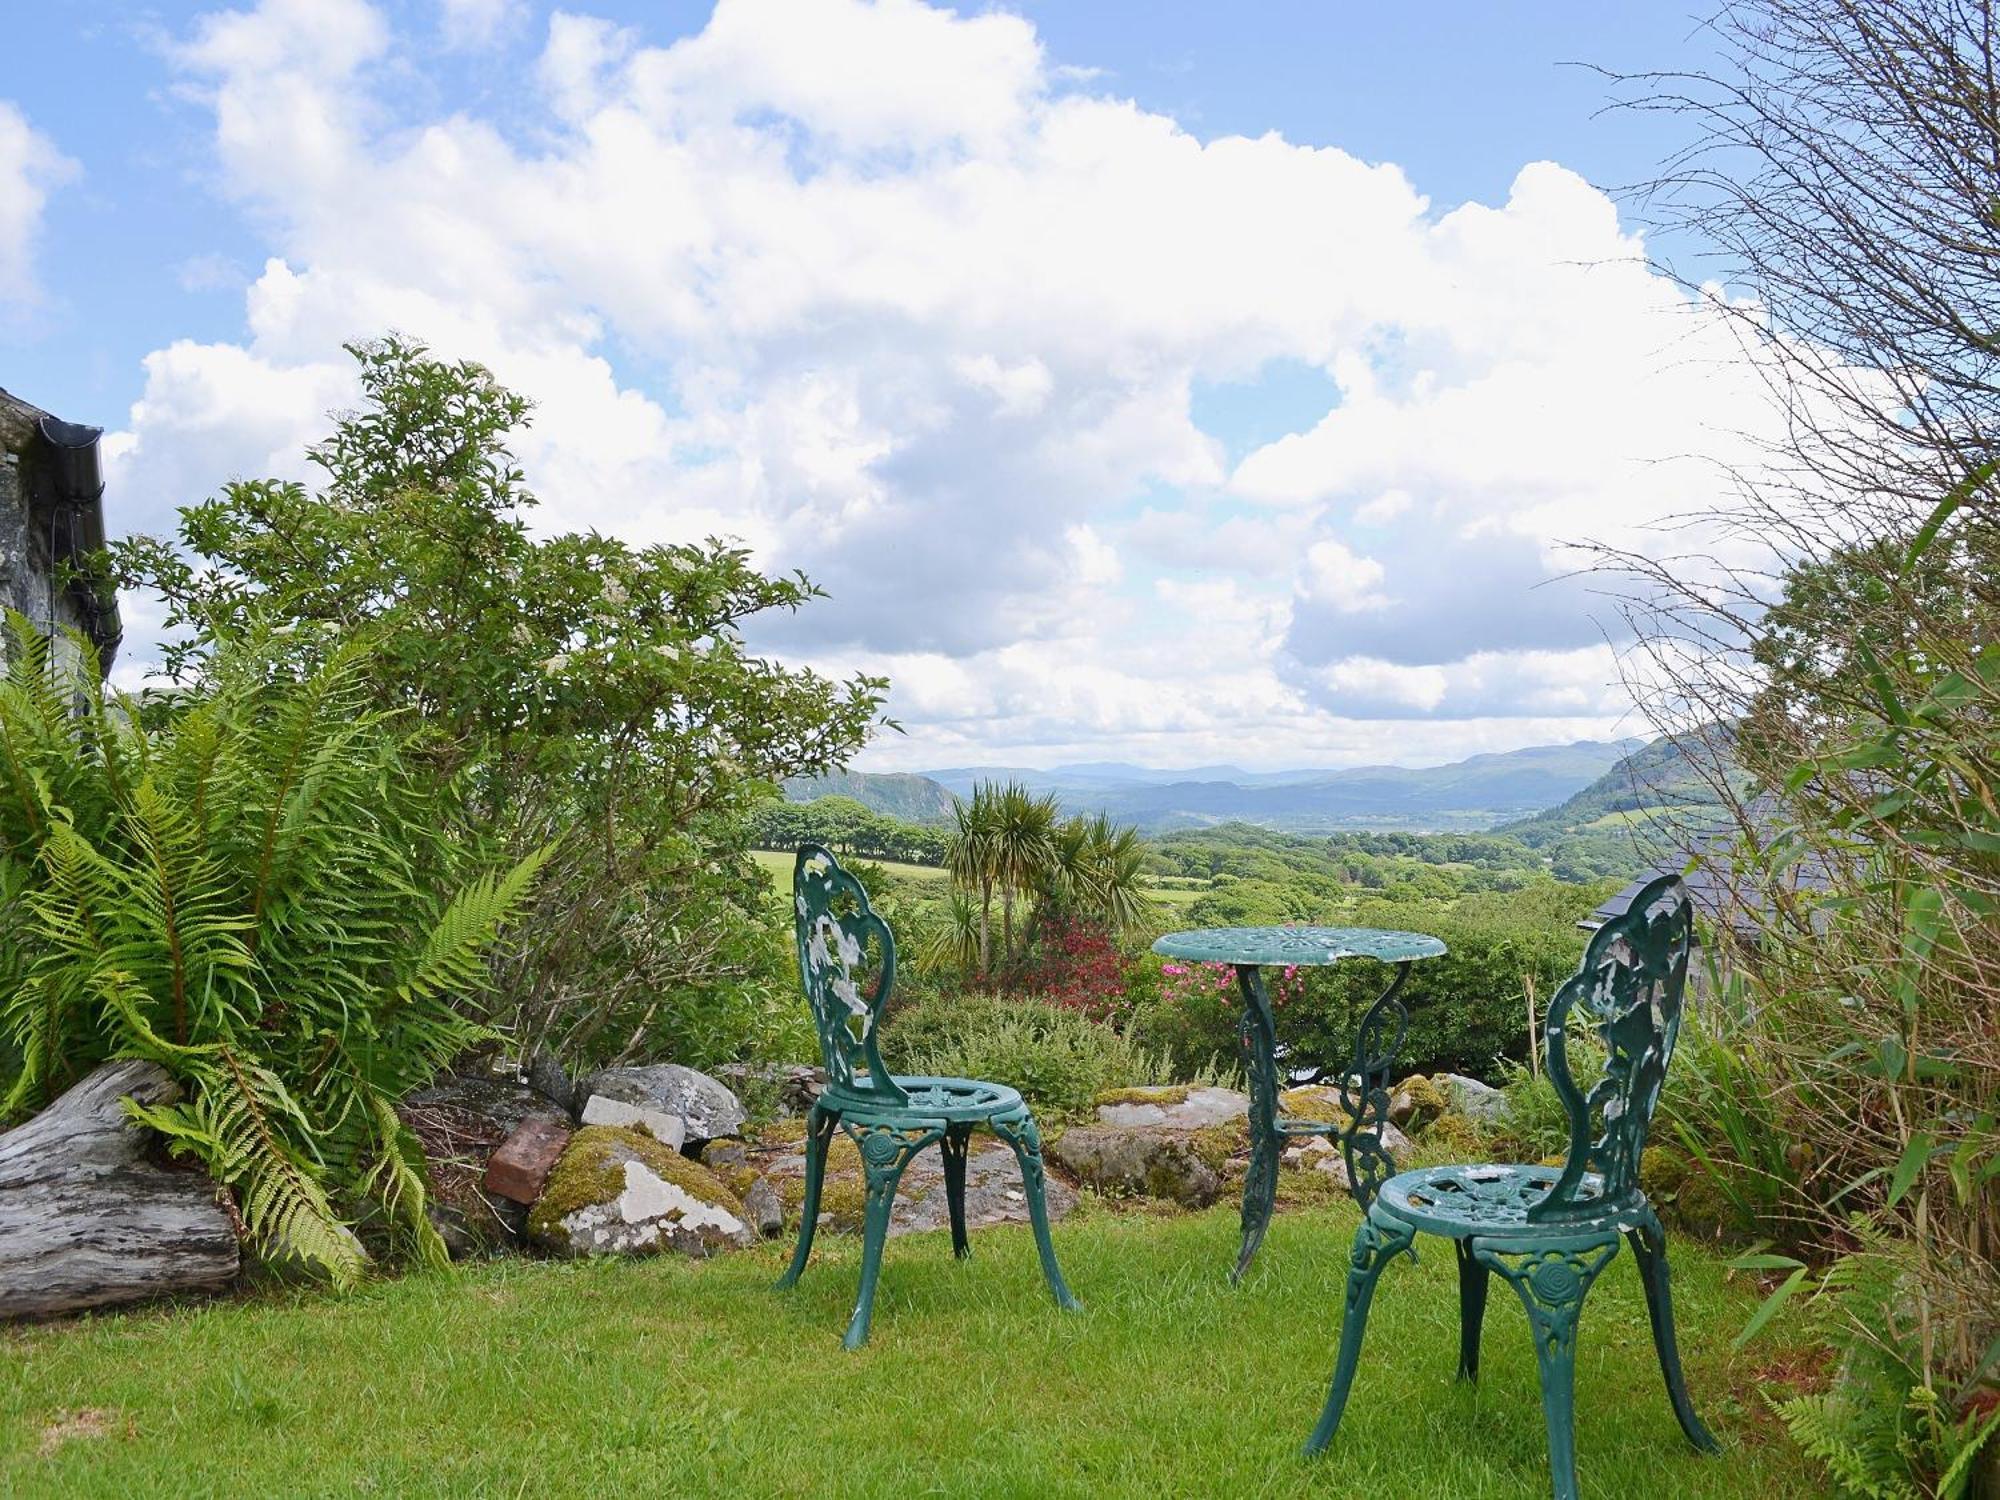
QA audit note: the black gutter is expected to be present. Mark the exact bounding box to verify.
[28,414,122,674]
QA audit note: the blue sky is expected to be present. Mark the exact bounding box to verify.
[0,2,1776,770]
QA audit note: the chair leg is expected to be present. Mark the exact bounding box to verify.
[1304,1207,1416,1456]
[1627,1211,1722,1454]
[991,1109,1082,1312]
[774,1102,836,1290]
[941,1123,974,1260]
[1474,1235,1620,1500]
[1455,1238,1490,1382]
[842,1123,935,1350]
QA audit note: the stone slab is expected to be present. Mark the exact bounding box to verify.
[1097,1085,1248,1130]
[580,1094,687,1150]
[756,1139,1076,1238]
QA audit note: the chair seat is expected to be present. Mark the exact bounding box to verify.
[1376,1162,1641,1239]
[821,1074,1024,1124]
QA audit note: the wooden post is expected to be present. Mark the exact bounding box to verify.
[1524,972,1540,1080]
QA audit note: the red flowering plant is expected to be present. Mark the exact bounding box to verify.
[1012,916,1131,1024]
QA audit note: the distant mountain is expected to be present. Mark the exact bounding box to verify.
[907,738,1646,834]
[1496,734,1734,842]
[782,769,958,825]
[1493,732,1744,880]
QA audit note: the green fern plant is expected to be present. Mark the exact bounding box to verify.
[0,614,546,1283]
[1767,1227,2000,1499]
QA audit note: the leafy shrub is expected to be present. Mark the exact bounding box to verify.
[111,336,884,1075]
[0,620,540,1282]
[1127,883,1596,1084]
[881,993,1174,1115]
[1125,957,1294,1083]
[1652,976,1805,1245]
[1488,1039,1606,1162]
[1278,886,1593,1081]
[1768,1230,2000,1500]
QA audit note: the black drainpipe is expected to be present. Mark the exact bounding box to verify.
[34,415,122,676]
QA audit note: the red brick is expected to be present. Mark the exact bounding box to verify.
[484,1115,572,1204]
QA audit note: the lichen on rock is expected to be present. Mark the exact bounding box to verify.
[529,1126,753,1258]
[1389,1073,1448,1132]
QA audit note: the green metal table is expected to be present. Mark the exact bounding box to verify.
[1150,925,1447,1281]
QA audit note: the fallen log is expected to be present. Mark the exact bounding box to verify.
[0,1060,240,1319]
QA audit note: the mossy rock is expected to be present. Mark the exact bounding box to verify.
[1046,1125,1222,1208]
[756,1115,812,1149]
[1423,1111,1489,1160]
[1391,1073,1448,1132]
[529,1125,751,1258]
[773,1136,867,1232]
[777,1173,869,1233]
[1642,1144,1747,1240]
[1277,1085,1348,1121]
[1094,1084,1190,1108]
[1274,1164,1345,1208]
[1185,1119,1248,1176]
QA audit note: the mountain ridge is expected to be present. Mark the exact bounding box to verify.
[791,737,1647,833]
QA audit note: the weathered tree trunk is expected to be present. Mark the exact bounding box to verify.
[0,1060,240,1319]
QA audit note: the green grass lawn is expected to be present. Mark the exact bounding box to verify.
[746,850,1211,911]
[1142,880,1211,910]
[1,1203,1815,1498]
[749,849,949,885]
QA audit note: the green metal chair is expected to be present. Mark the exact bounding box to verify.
[1305,872,1721,1500]
[774,843,1081,1348]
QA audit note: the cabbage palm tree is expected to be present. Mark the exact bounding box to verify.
[1041,812,1153,933]
[917,888,983,975]
[945,784,1001,974]
[992,781,1059,967]
[1081,813,1154,932]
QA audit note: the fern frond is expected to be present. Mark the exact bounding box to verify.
[114,776,258,1046]
[354,1086,450,1271]
[1935,1401,2000,1499]
[3,815,126,1108]
[394,845,551,1015]
[200,1046,366,1286]
[1779,1391,1920,1500]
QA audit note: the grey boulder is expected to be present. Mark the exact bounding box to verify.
[529,1126,754,1259]
[573,1064,747,1150]
[1047,1125,1222,1208]
[1436,1072,1509,1125]
[1095,1086,1248,1130]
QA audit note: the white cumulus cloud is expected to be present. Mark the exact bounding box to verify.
[95,0,1859,767]
[0,101,76,308]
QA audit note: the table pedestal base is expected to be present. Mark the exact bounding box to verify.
[1230,961,1414,1282]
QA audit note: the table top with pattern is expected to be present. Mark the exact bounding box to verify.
[1151,925,1447,967]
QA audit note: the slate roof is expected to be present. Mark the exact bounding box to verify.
[1581,792,1836,939]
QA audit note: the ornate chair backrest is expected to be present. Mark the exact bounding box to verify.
[1528,872,1694,1223]
[793,844,907,1107]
